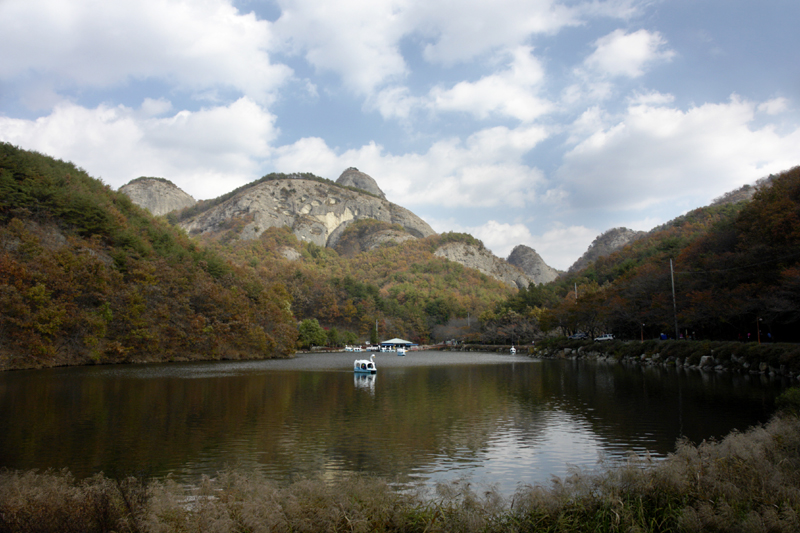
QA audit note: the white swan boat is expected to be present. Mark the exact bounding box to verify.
[396,347,407,356]
[354,353,377,374]
[510,346,516,355]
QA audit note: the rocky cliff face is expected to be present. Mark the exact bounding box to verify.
[506,245,560,285]
[178,177,435,247]
[336,168,387,199]
[119,178,196,216]
[568,227,645,273]
[333,220,416,257]
[434,242,532,289]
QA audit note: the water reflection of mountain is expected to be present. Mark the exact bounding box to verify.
[0,355,787,486]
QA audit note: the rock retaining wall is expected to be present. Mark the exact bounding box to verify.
[530,343,800,381]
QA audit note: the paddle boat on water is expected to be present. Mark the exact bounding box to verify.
[354,353,377,374]
[396,347,407,356]
[510,345,516,355]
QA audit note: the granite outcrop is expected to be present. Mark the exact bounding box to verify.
[506,245,560,285]
[177,177,435,247]
[119,178,196,217]
[335,168,387,199]
[434,242,533,289]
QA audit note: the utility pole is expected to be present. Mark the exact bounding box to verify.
[670,259,679,340]
[757,316,761,344]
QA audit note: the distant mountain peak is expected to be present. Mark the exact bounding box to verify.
[506,245,560,285]
[119,177,196,217]
[336,168,386,200]
[568,227,645,273]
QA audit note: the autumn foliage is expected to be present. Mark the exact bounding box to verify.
[0,143,297,369]
[514,167,800,342]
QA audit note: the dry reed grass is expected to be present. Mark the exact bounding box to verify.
[3,407,800,532]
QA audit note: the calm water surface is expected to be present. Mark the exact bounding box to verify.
[0,351,789,495]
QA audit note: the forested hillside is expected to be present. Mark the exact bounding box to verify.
[493,167,800,343]
[0,143,297,369]
[0,144,515,368]
[203,225,514,347]
[3,142,798,369]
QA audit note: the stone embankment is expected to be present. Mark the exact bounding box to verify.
[529,341,800,381]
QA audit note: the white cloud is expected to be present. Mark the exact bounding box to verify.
[274,125,549,208]
[140,98,173,117]
[469,221,535,258]
[757,97,790,115]
[0,0,291,105]
[527,224,598,271]
[368,86,423,120]
[559,96,800,211]
[583,29,674,78]
[627,90,675,106]
[274,0,410,94]
[272,0,637,96]
[0,98,278,199]
[416,0,581,65]
[429,46,552,122]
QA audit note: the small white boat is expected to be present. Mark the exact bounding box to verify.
[396,347,407,356]
[354,353,377,374]
[510,346,516,355]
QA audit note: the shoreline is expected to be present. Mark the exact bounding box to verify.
[445,339,800,381]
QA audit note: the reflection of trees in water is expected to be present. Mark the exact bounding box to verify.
[0,358,786,484]
[530,360,786,455]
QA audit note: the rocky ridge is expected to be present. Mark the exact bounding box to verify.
[118,171,566,285]
[506,245,560,285]
[568,227,645,273]
[434,242,533,289]
[177,177,435,247]
[119,178,196,217]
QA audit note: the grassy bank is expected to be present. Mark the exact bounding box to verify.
[3,391,800,533]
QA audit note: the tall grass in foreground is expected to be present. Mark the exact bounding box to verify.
[3,399,800,532]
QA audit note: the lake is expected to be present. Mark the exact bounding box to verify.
[0,351,789,496]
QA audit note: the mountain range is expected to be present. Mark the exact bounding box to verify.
[4,141,795,370]
[119,169,566,287]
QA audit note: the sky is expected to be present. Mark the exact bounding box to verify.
[1,0,799,270]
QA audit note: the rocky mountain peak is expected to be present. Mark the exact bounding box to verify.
[119,177,196,217]
[177,176,434,248]
[434,242,533,289]
[568,227,645,273]
[336,168,386,199]
[506,245,560,285]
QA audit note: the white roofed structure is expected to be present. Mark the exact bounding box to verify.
[380,338,414,347]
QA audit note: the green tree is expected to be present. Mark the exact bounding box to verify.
[342,330,359,346]
[298,318,327,348]
[370,321,379,344]
[326,327,341,347]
